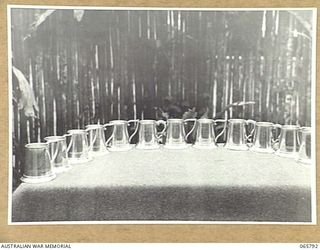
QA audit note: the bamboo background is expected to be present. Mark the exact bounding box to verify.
[10,9,313,190]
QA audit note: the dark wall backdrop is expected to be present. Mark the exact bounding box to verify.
[10,9,313,188]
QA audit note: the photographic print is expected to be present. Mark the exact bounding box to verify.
[8,6,317,224]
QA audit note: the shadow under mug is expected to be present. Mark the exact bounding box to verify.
[21,142,58,183]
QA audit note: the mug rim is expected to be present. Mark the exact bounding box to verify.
[197,118,214,123]
[300,126,311,132]
[44,136,65,141]
[86,124,104,128]
[25,143,48,149]
[228,118,246,123]
[281,125,300,129]
[256,121,273,126]
[67,129,87,134]
[140,119,156,123]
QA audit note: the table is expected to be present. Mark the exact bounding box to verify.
[12,147,312,222]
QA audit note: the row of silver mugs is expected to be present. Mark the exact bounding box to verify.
[22,118,311,183]
[101,118,311,163]
[226,120,311,165]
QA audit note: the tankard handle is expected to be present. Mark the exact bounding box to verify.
[156,120,167,140]
[245,119,256,143]
[184,118,197,141]
[63,133,73,154]
[128,119,140,143]
[297,127,306,145]
[272,124,282,146]
[103,123,114,146]
[214,119,227,143]
[85,127,98,151]
[45,140,60,164]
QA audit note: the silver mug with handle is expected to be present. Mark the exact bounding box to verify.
[44,136,71,173]
[64,128,94,164]
[163,118,197,149]
[86,124,109,156]
[193,118,227,149]
[249,122,280,153]
[274,125,300,158]
[104,120,139,151]
[224,119,256,151]
[296,127,312,164]
[136,120,167,150]
[21,142,59,183]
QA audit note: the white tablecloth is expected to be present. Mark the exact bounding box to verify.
[12,147,312,222]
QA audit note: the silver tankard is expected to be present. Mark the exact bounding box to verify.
[104,120,139,151]
[224,119,255,151]
[44,136,71,173]
[64,129,93,164]
[193,118,227,149]
[296,127,312,164]
[274,125,300,158]
[136,120,166,150]
[163,118,196,149]
[250,122,280,153]
[21,142,59,183]
[86,124,108,156]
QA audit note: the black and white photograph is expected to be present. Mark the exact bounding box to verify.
[8,6,316,224]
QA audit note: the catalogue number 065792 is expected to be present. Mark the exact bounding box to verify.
[300,244,319,249]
